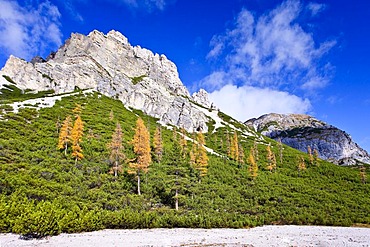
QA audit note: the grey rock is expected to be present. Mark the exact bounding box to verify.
[0,30,209,132]
[245,113,370,165]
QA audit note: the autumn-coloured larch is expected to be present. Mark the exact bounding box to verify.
[266,143,277,172]
[58,115,73,156]
[129,118,151,195]
[71,115,84,164]
[107,122,125,176]
[248,147,258,179]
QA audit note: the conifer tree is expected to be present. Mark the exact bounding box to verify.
[71,115,84,164]
[129,118,151,195]
[230,132,239,161]
[297,156,306,176]
[307,146,314,165]
[191,132,209,182]
[153,126,163,163]
[109,110,114,121]
[248,147,258,179]
[179,128,188,157]
[253,140,259,162]
[226,131,231,157]
[58,115,73,156]
[266,143,277,172]
[72,104,82,117]
[237,142,245,167]
[107,122,125,176]
[359,166,367,184]
[166,132,190,210]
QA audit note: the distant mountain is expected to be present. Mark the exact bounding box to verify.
[245,113,370,166]
[0,30,212,133]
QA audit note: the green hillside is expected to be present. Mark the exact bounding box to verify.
[0,89,369,238]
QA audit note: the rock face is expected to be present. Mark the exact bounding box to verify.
[0,30,209,132]
[245,113,370,165]
[192,89,213,109]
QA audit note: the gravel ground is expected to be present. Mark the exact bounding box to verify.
[1,225,369,247]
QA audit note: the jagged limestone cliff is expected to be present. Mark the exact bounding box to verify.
[245,113,370,165]
[0,30,210,132]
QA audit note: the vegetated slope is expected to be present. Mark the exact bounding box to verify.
[0,90,369,238]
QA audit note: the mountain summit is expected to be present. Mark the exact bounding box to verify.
[245,113,370,165]
[0,30,211,132]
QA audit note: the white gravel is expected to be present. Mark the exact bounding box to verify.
[1,226,369,247]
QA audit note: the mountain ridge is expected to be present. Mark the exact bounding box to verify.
[0,30,214,133]
[245,113,370,165]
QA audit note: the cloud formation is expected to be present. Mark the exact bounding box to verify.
[209,85,311,121]
[0,0,62,61]
[200,0,335,121]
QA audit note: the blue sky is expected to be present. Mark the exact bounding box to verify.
[0,0,370,152]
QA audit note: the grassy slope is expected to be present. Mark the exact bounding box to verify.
[0,90,369,237]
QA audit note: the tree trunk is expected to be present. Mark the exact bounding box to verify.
[64,143,68,156]
[175,188,178,211]
[114,160,118,177]
[137,174,141,195]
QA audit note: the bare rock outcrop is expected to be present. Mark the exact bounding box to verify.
[245,113,370,165]
[0,30,210,132]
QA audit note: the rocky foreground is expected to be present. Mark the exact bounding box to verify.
[1,226,370,247]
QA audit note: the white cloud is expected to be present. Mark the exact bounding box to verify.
[196,0,335,120]
[202,0,336,91]
[0,0,62,61]
[209,84,311,121]
[307,2,326,16]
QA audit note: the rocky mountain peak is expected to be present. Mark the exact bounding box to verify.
[0,30,210,132]
[192,89,213,109]
[246,113,370,165]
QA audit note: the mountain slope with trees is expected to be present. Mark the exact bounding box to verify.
[0,88,369,238]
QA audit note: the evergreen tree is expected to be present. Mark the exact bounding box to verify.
[253,140,259,162]
[179,128,188,157]
[165,133,190,210]
[153,126,163,163]
[107,122,125,176]
[230,132,239,161]
[71,115,84,164]
[248,147,258,179]
[57,115,73,156]
[226,131,231,157]
[129,118,152,195]
[266,143,277,172]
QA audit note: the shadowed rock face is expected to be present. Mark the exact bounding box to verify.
[245,113,370,166]
[0,30,210,132]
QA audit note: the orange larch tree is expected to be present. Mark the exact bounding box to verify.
[192,132,209,182]
[248,147,258,180]
[71,115,84,164]
[129,118,152,195]
[107,122,126,176]
[58,115,73,156]
[266,143,277,172]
